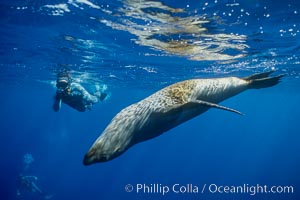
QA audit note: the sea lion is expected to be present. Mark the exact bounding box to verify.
[83,71,284,165]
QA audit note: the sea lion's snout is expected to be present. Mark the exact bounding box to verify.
[83,148,111,165]
[83,149,97,166]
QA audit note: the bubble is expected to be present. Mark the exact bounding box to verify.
[23,154,34,165]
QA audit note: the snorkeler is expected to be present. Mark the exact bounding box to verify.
[53,71,108,112]
[17,154,53,199]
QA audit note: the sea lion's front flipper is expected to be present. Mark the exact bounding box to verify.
[191,100,243,115]
[157,99,242,118]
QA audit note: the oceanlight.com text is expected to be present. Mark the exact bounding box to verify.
[207,183,294,196]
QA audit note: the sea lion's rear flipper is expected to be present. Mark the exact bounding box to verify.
[243,71,285,89]
[190,100,243,115]
[242,70,275,80]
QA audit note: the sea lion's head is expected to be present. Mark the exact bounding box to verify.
[83,147,106,165]
[83,105,145,165]
[83,132,130,165]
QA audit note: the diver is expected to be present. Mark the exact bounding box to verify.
[53,71,108,112]
[17,154,53,199]
[22,153,34,172]
[16,174,53,199]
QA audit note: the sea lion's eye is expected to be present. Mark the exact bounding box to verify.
[87,149,96,157]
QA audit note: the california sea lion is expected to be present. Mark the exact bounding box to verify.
[83,71,284,165]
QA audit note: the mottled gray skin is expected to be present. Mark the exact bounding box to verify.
[83,72,283,165]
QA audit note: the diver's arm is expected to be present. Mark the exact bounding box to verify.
[53,94,62,112]
[70,83,90,95]
[31,182,43,194]
[23,176,43,194]
[71,83,99,104]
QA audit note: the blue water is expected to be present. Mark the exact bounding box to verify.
[1,0,300,200]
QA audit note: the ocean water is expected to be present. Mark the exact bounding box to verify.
[0,0,299,200]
